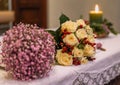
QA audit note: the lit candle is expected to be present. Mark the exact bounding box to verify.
[89,4,103,24]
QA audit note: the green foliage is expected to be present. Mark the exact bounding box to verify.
[59,14,70,25]
[77,44,84,49]
[90,23,105,34]
[47,14,70,49]
[103,19,118,35]
[90,18,118,35]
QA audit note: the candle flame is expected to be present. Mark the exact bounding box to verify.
[95,4,99,12]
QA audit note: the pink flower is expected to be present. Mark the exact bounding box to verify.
[1,23,55,81]
[96,43,102,49]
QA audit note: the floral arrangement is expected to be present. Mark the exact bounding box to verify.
[48,14,96,66]
[90,18,118,38]
[1,23,55,80]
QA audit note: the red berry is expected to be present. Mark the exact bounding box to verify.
[91,43,96,47]
[73,57,77,61]
[60,42,64,47]
[61,34,66,39]
[85,20,89,25]
[73,58,81,65]
[70,46,74,50]
[83,40,88,44]
[77,61,81,65]
[92,58,96,60]
[79,25,83,28]
[68,52,72,55]
[62,46,67,52]
[63,29,67,32]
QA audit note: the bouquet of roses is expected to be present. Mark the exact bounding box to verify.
[48,14,96,66]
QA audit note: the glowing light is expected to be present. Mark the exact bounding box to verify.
[95,4,99,12]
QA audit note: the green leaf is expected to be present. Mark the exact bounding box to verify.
[47,30,57,41]
[55,27,61,43]
[47,30,59,43]
[59,14,70,25]
[106,22,113,27]
[90,23,105,33]
[103,18,108,23]
[77,44,84,49]
[47,30,56,36]
[109,27,118,35]
[90,19,118,35]
[103,18,118,35]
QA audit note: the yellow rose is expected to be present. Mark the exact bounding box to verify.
[56,49,73,66]
[81,57,88,64]
[61,20,77,32]
[76,29,87,39]
[63,33,79,46]
[72,47,83,57]
[76,19,86,27]
[87,35,95,43]
[85,25,93,35]
[84,44,95,57]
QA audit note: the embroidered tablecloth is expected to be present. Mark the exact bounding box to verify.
[0,34,120,85]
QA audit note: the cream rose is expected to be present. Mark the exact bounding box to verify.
[76,29,87,39]
[76,19,86,27]
[87,35,95,43]
[72,47,83,57]
[63,33,79,46]
[56,49,73,66]
[84,44,95,57]
[61,20,77,32]
[81,57,88,64]
[85,25,93,35]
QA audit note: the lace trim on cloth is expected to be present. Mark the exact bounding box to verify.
[72,62,120,85]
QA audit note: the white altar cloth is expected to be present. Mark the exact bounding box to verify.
[0,34,120,85]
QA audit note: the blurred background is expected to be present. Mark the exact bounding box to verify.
[0,1,120,84]
[0,0,120,34]
[48,0,120,31]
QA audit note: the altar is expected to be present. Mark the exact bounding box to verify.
[0,33,120,85]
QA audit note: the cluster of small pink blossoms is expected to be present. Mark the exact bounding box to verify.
[1,23,55,81]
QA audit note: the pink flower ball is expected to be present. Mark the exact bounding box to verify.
[2,23,55,81]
